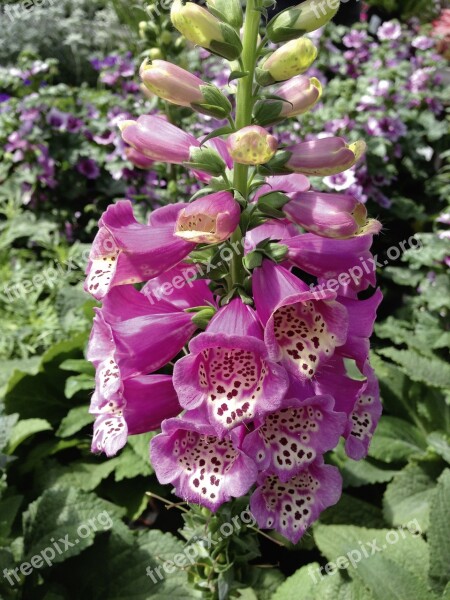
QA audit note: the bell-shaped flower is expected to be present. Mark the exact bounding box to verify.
[140,59,205,108]
[256,38,318,86]
[253,174,311,202]
[175,191,240,244]
[344,362,382,461]
[284,137,366,176]
[171,0,242,61]
[250,458,342,544]
[84,201,195,300]
[284,191,382,239]
[242,392,346,482]
[253,261,348,381]
[119,115,199,164]
[227,126,278,166]
[267,0,340,43]
[255,76,322,125]
[124,147,155,170]
[173,298,289,437]
[150,410,258,512]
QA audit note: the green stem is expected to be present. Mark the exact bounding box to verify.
[230,0,261,288]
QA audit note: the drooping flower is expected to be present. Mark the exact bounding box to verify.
[124,147,155,170]
[283,137,366,176]
[253,261,349,381]
[150,410,258,511]
[173,298,289,436]
[119,115,199,164]
[250,458,342,544]
[84,201,195,300]
[283,190,382,238]
[140,59,205,107]
[175,191,241,244]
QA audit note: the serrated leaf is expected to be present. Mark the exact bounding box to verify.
[383,463,438,531]
[39,460,118,493]
[428,469,450,587]
[22,487,125,565]
[314,524,437,600]
[377,348,450,390]
[369,417,427,463]
[7,418,52,453]
[427,432,450,464]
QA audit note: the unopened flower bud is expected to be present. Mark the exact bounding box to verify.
[171,0,242,61]
[227,126,278,166]
[284,191,382,238]
[254,75,322,126]
[175,191,240,244]
[267,0,340,43]
[140,60,205,107]
[256,38,318,86]
[283,137,366,176]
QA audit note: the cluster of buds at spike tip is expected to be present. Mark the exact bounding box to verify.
[227,126,278,166]
[267,137,366,176]
[174,191,241,244]
[283,191,382,239]
[256,37,318,86]
[254,75,322,126]
[267,0,341,43]
[140,59,232,119]
[171,0,242,61]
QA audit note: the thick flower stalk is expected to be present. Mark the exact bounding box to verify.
[86,0,382,553]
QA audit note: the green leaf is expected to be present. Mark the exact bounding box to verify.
[377,348,450,390]
[7,418,52,453]
[115,434,154,481]
[0,495,23,539]
[428,469,450,587]
[64,373,94,399]
[332,443,399,487]
[22,487,125,565]
[427,432,450,464]
[39,460,118,493]
[321,494,385,529]
[314,524,438,600]
[383,463,438,531]
[369,417,427,463]
[56,405,92,438]
[229,70,249,84]
[59,359,95,376]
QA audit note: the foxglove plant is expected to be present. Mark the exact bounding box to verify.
[86,0,382,558]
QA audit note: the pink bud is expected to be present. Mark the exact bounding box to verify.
[276,76,322,118]
[119,115,199,164]
[285,137,366,176]
[175,191,241,244]
[227,126,278,166]
[140,60,205,108]
[284,191,382,239]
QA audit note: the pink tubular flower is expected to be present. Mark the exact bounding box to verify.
[119,115,199,164]
[150,411,258,511]
[124,146,155,170]
[227,126,278,166]
[175,191,241,244]
[173,298,289,437]
[250,458,342,544]
[140,59,205,107]
[253,261,349,381]
[242,393,346,482]
[284,191,382,239]
[84,201,195,300]
[253,173,311,202]
[284,137,366,176]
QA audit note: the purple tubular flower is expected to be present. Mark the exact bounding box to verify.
[284,191,382,239]
[84,201,195,300]
[125,147,155,169]
[253,261,349,381]
[250,458,342,544]
[345,362,382,460]
[175,191,241,244]
[119,115,199,164]
[242,393,346,482]
[150,411,258,511]
[284,233,377,292]
[173,298,289,436]
[274,75,322,118]
[253,173,311,202]
[284,137,366,176]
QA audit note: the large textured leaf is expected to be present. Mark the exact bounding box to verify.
[369,417,427,463]
[22,487,125,564]
[38,460,118,492]
[114,434,154,481]
[7,418,53,453]
[314,524,437,600]
[56,405,92,438]
[321,494,385,529]
[383,463,438,531]
[377,348,450,390]
[428,469,450,587]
